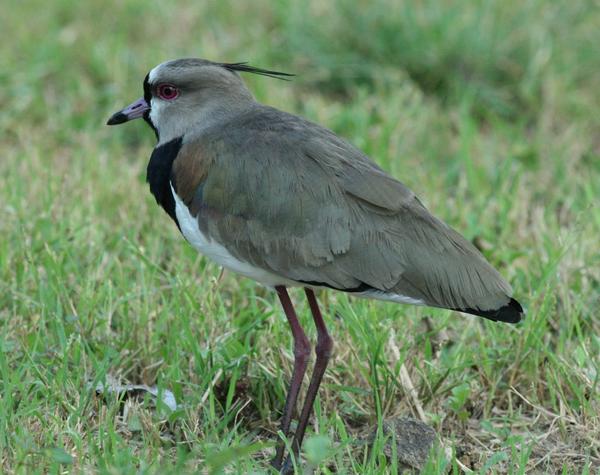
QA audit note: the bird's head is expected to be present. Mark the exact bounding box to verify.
[107,58,292,144]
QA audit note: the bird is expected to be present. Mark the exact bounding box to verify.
[107,58,523,472]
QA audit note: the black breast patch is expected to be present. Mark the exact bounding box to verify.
[146,137,183,228]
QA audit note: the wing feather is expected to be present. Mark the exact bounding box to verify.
[171,106,514,313]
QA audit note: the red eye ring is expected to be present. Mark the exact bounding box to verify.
[157,83,179,100]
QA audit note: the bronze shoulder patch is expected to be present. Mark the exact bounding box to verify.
[171,141,212,206]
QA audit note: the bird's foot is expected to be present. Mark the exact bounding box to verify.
[280,456,295,475]
[269,454,295,474]
[269,456,282,472]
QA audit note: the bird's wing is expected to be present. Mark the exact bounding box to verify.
[172,108,519,320]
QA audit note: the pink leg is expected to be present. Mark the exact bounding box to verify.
[283,288,333,471]
[271,286,311,470]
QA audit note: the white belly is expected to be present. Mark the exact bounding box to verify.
[171,184,297,287]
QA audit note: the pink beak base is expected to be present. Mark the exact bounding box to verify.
[106,97,150,125]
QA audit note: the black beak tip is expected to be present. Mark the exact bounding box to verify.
[106,112,128,126]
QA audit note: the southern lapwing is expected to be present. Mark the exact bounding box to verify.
[107,58,523,471]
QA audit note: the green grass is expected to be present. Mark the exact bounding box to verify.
[1,0,599,473]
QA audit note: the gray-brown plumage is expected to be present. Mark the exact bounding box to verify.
[107,58,523,472]
[172,108,519,320]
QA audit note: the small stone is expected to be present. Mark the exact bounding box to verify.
[368,417,436,472]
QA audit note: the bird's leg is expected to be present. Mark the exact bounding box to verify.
[271,286,311,470]
[283,288,333,471]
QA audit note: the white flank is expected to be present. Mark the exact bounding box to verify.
[171,184,297,287]
[358,290,425,306]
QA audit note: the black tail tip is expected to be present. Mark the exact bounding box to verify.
[459,298,524,324]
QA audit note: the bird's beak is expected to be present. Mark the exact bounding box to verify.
[106,97,150,125]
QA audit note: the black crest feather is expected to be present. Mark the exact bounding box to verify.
[221,62,294,81]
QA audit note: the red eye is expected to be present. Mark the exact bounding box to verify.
[157,84,179,100]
